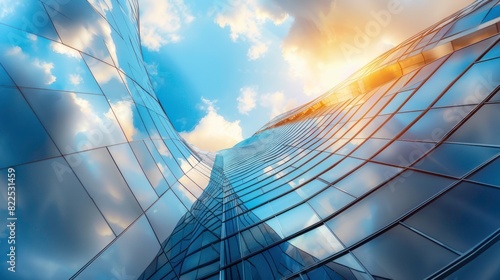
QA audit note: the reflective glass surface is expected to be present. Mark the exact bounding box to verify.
[3,0,500,278]
[0,87,60,168]
[405,182,500,253]
[326,171,454,246]
[448,104,500,146]
[108,144,158,209]
[68,148,143,234]
[0,159,114,280]
[353,225,458,280]
[22,88,127,154]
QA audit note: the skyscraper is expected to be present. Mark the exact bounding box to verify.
[1,0,499,279]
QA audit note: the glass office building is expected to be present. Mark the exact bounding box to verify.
[1,0,499,279]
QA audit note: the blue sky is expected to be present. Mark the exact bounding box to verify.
[138,0,474,151]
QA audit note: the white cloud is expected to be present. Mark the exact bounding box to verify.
[2,46,57,86]
[32,60,56,85]
[214,0,287,60]
[50,42,81,59]
[139,0,194,51]
[275,0,476,96]
[247,41,268,60]
[237,87,258,114]
[69,74,83,85]
[105,100,138,140]
[88,0,113,13]
[27,34,37,41]
[180,98,243,152]
[260,91,298,120]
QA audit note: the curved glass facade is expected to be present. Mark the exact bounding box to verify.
[1,0,499,279]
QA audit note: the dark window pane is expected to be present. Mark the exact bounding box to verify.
[373,112,420,139]
[468,157,500,187]
[446,239,500,280]
[405,182,500,253]
[335,162,402,197]
[353,225,458,280]
[400,106,474,142]
[0,159,114,280]
[373,140,435,167]
[448,104,500,146]
[308,186,354,218]
[435,58,500,107]
[399,36,497,112]
[326,171,454,246]
[0,87,60,168]
[413,143,499,177]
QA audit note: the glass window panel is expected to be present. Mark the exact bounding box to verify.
[137,105,161,139]
[277,203,320,237]
[0,65,15,87]
[326,171,454,246]
[356,115,389,139]
[146,190,188,243]
[468,157,500,187]
[335,162,402,197]
[83,54,132,103]
[380,90,413,115]
[68,148,142,234]
[353,225,458,280]
[108,144,158,210]
[0,25,102,94]
[446,239,500,280]
[481,40,500,61]
[445,5,492,36]
[0,1,60,41]
[405,182,500,253]
[75,216,160,280]
[308,187,354,219]
[350,138,390,159]
[294,179,328,200]
[0,159,114,280]
[170,181,197,209]
[414,143,499,178]
[241,218,283,256]
[130,141,169,195]
[110,100,150,141]
[304,253,370,280]
[448,104,500,146]
[270,190,302,213]
[47,2,114,64]
[144,140,178,186]
[373,140,435,167]
[435,58,500,107]
[288,226,344,260]
[400,106,474,142]
[372,112,420,139]
[22,88,126,154]
[149,139,184,182]
[399,37,497,112]
[320,157,364,183]
[250,203,274,220]
[483,4,500,22]
[0,87,60,168]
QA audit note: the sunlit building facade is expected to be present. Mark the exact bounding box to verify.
[1,0,500,279]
